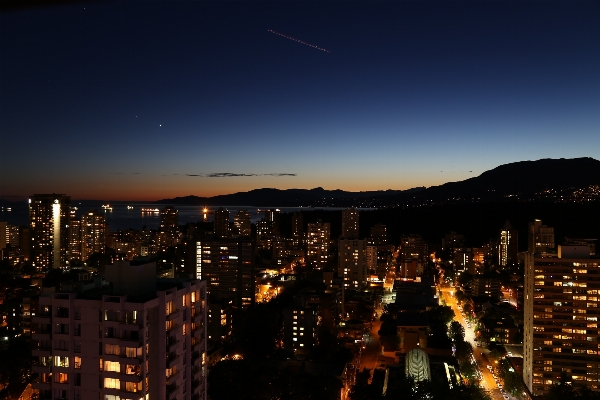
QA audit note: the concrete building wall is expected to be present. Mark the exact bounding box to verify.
[31,265,207,400]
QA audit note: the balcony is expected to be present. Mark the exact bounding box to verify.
[166,353,180,369]
[166,383,180,399]
[166,369,180,384]
[31,377,51,391]
[192,325,203,337]
[32,347,51,357]
[166,309,181,321]
[167,337,180,352]
[167,323,179,334]
[32,315,51,324]
[192,312,203,324]
[119,355,142,365]
[31,363,51,374]
[120,336,141,346]
[32,332,51,341]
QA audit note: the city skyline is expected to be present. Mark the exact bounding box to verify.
[2,2,600,200]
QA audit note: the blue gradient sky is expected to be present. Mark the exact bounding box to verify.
[1,1,599,200]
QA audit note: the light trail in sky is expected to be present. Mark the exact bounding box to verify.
[268,29,331,53]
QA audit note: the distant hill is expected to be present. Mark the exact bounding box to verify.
[156,158,600,207]
[155,187,424,207]
[401,157,600,204]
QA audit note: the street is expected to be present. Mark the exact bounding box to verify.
[440,286,514,400]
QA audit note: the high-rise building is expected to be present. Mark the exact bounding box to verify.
[0,221,7,250]
[19,225,32,261]
[291,213,306,248]
[564,238,597,256]
[69,218,82,261]
[524,245,599,396]
[29,194,71,270]
[400,234,428,267]
[9,224,20,248]
[341,207,359,239]
[471,276,500,298]
[283,306,318,350]
[31,262,208,400]
[369,224,387,246]
[338,239,368,289]
[366,245,378,271]
[442,231,464,254]
[528,219,555,254]
[81,210,107,260]
[195,236,255,308]
[499,221,518,267]
[233,210,251,237]
[213,208,230,238]
[261,209,280,236]
[307,220,330,270]
[160,206,179,234]
[158,207,179,250]
[292,213,304,237]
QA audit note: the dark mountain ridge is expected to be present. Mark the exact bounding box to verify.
[155,157,600,207]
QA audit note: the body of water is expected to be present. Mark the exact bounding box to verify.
[0,201,358,232]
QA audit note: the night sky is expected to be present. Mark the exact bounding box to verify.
[1,1,599,201]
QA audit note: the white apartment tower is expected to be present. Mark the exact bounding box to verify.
[31,262,208,400]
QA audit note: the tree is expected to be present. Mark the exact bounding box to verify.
[349,369,382,400]
[231,303,281,360]
[462,302,472,319]
[503,371,525,397]
[449,321,465,343]
[455,340,473,363]
[427,305,455,326]
[448,383,493,400]
[544,372,577,400]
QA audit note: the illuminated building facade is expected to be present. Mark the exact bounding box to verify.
[369,224,387,246]
[400,234,428,271]
[29,194,71,270]
[528,219,555,254]
[471,276,501,298]
[524,245,600,396]
[31,262,207,400]
[499,220,518,267]
[81,210,107,260]
[366,245,378,271]
[261,209,281,236]
[283,306,318,350]
[68,218,82,261]
[213,208,230,238]
[338,239,367,289]
[233,210,251,237]
[195,236,255,308]
[307,220,330,270]
[158,206,179,250]
[341,207,359,239]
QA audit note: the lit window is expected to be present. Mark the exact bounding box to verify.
[104,378,120,389]
[104,361,120,372]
